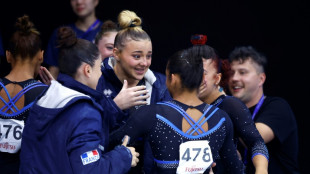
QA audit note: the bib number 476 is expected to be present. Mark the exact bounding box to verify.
[0,124,22,140]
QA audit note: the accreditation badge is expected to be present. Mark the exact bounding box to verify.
[177,140,213,174]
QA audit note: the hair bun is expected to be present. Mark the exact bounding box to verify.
[57,26,77,48]
[190,34,207,45]
[15,15,37,35]
[118,10,142,29]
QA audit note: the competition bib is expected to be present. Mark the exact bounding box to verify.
[0,118,24,153]
[177,140,213,174]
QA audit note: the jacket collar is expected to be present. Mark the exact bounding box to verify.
[57,73,104,104]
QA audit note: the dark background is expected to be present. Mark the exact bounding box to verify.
[1,0,309,172]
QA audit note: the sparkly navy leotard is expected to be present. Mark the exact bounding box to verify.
[109,100,244,173]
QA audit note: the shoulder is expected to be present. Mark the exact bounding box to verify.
[206,104,232,125]
[212,106,230,119]
[153,71,166,82]
[135,103,166,117]
[135,104,158,114]
[222,95,245,106]
[263,96,293,112]
[101,57,114,72]
[221,96,249,113]
[64,99,102,121]
[257,96,296,122]
[265,96,290,105]
[147,70,167,90]
[212,106,234,130]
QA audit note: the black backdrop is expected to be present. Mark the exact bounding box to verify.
[1,0,309,172]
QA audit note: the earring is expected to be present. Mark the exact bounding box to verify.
[219,87,223,92]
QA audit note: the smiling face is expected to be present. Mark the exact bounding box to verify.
[114,39,152,84]
[228,59,265,105]
[97,31,117,60]
[70,0,98,18]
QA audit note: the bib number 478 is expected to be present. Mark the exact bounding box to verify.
[177,140,213,174]
[182,147,211,162]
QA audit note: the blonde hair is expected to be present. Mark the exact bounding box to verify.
[114,10,150,51]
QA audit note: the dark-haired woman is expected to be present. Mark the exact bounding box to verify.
[109,48,245,174]
[20,26,139,174]
[0,15,47,174]
[94,20,119,60]
[187,37,269,174]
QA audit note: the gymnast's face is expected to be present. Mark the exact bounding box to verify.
[114,39,152,82]
[97,31,117,60]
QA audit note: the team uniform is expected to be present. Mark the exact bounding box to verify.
[0,78,47,174]
[20,74,132,174]
[96,57,172,173]
[96,57,172,126]
[109,100,245,174]
[44,20,103,67]
[243,96,299,174]
[211,95,269,173]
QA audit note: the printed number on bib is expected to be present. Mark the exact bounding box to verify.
[0,118,24,153]
[177,140,213,174]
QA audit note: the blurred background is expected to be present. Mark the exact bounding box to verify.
[1,0,309,172]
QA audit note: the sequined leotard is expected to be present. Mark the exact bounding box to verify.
[109,100,244,173]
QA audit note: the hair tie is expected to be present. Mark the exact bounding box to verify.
[190,34,207,45]
[129,21,136,27]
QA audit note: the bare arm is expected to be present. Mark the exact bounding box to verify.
[255,122,275,143]
[252,155,268,174]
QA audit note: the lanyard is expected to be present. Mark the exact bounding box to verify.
[81,19,100,39]
[251,94,265,120]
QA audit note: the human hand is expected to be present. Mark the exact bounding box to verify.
[237,150,242,160]
[39,66,54,85]
[198,80,207,97]
[113,80,149,110]
[208,162,216,174]
[122,135,139,167]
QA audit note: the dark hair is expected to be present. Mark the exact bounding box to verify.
[166,49,203,90]
[114,10,150,51]
[94,20,119,45]
[57,26,100,77]
[187,44,230,91]
[228,46,267,73]
[7,15,41,59]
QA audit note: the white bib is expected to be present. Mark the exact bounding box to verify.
[177,140,213,174]
[0,118,24,153]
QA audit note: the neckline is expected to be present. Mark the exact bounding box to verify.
[211,94,226,106]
